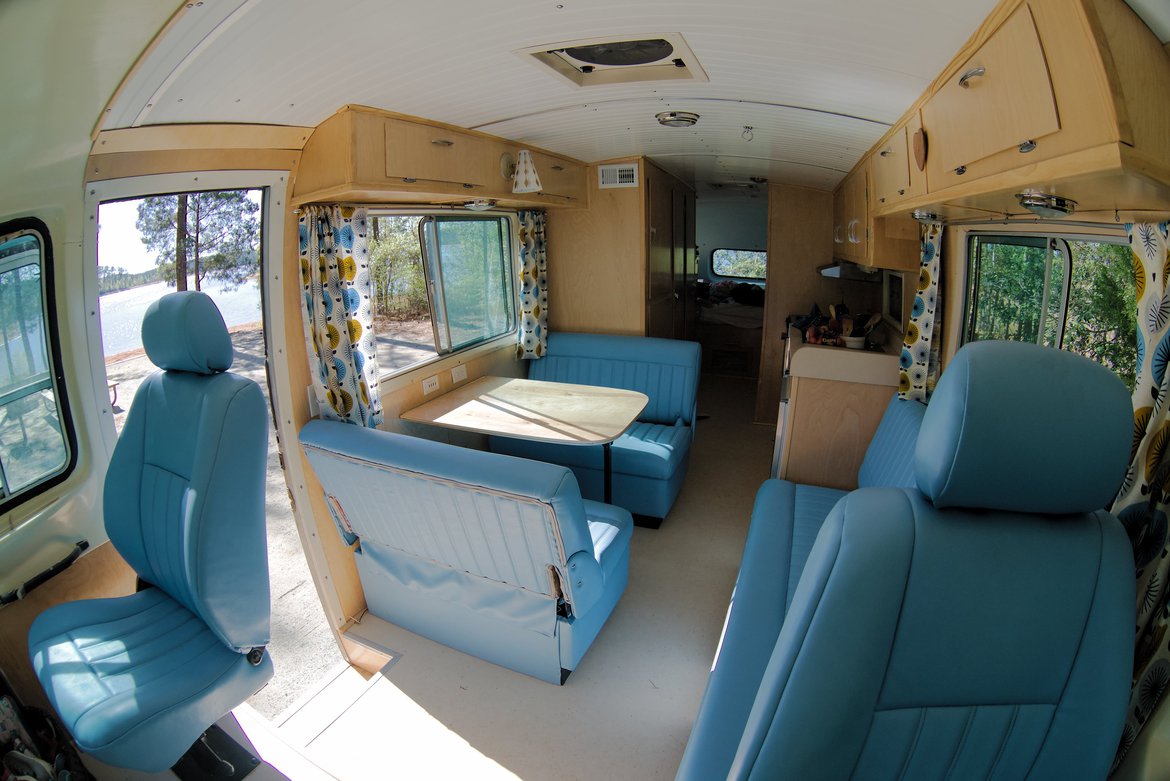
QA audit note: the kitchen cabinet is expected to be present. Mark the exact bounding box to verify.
[834,160,919,271]
[383,117,494,187]
[773,329,901,490]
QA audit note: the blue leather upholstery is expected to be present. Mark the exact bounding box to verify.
[679,341,1135,781]
[29,292,272,773]
[857,395,927,489]
[299,418,633,684]
[490,332,701,519]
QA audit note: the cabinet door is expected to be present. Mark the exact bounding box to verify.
[922,3,1060,180]
[530,152,586,201]
[845,167,867,263]
[871,126,911,209]
[832,186,847,257]
[384,119,493,186]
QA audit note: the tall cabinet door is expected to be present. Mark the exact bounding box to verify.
[646,171,675,339]
[672,187,687,341]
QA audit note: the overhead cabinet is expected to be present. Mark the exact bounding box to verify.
[921,3,1061,185]
[833,160,920,271]
[863,0,1170,219]
[294,105,588,209]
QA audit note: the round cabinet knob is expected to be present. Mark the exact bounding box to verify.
[954,166,968,176]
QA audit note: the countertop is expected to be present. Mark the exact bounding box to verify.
[787,326,901,387]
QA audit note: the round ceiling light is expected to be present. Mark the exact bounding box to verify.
[656,111,699,128]
[1015,192,1077,218]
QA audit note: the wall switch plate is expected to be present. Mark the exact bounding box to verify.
[422,375,440,395]
[451,364,468,384]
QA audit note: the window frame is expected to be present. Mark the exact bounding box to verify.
[0,218,78,517]
[370,209,521,381]
[710,247,768,281]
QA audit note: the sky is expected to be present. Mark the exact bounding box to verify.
[97,200,156,274]
[97,190,263,275]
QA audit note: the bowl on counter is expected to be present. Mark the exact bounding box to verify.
[843,335,866,349]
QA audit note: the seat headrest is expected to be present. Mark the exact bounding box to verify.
[142,291,233,374]
[915,340,1131,514]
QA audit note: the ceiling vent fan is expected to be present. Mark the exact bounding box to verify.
[518,33,708,88]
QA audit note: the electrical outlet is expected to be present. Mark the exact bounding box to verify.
[422,375,440,395]
[451,364,468,384]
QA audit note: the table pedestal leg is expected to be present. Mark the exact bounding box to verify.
[603,442,613,504]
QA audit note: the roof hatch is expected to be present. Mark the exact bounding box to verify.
[518,33,708,88]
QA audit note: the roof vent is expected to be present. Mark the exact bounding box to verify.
[518,33,707,88]
[599,163,639,188]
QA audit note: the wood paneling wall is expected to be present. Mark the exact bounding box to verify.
[547,159,645,335]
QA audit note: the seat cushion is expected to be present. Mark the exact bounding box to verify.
[490,419,690,481]
[857,395,926,489]
[28,588,273,773]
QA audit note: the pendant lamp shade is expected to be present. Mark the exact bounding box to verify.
[512,150,543,194]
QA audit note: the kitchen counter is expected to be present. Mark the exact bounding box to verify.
[787,326,900,387]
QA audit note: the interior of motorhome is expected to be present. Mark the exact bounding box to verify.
[3,0,1170,778]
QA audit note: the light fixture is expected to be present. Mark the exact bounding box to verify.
[463,199,497,211]
[512,150,543,193]
[742,125,754,141]
[911,209,940,224]
[655,110,699,127]
[1016,191,1077,218]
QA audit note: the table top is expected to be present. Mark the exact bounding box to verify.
[399,375,648,445]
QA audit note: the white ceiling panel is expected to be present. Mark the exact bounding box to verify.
[100,0,1005,189]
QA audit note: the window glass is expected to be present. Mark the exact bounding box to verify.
[0,230,71,506]
[964,234,1135,389]
[712,248,767,279]
[370,214,515,375]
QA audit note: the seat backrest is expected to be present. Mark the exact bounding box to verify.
[856,394,927,489]
[104,292,270,654]
[528,332,701,425]
[730,341,1135,779]
[299,420,599,609]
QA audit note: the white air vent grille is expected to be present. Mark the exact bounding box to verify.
[599,163,639,188]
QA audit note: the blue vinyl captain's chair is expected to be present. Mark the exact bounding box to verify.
[679,340,1136,780]
[28,292,272,773]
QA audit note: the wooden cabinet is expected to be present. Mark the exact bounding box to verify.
[383,118,495,187]
[294,106,588,209]
[834,166,867,264]
[871,112,927,208]
[834,161,919,270]
[921,3,1061,185]
[860,0,1170,219]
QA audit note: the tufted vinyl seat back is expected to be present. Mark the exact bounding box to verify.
[29,292,272,772]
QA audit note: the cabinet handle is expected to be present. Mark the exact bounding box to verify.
[551,164,565,171]
[847,219,860,244]
[833,225,844,244]
[1018,139,1037,153]
[898,188,906,196]
[879,196,886,203]
[954,166,967,176]
[431,138,454,146]
[879,149,892,158]
[958,66,986,89]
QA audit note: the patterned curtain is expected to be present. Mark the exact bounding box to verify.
[299,205,383,427]
[1112,222,1170,770]
[517,209,548,359]
[898,222,944,402]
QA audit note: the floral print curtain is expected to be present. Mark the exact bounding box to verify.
[898,222,943,402]
[1112,221,1170,770]
[299,205,383,427]
[516,210,548,359]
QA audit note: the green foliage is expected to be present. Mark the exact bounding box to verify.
[0,239,48,392]
[966,236,1137,390]
[135,190,259,291]
[713,248,767,279]
[368,216,427,318]
[97,265,159,294]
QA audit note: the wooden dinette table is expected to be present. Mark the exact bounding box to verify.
[399,375,648,504]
